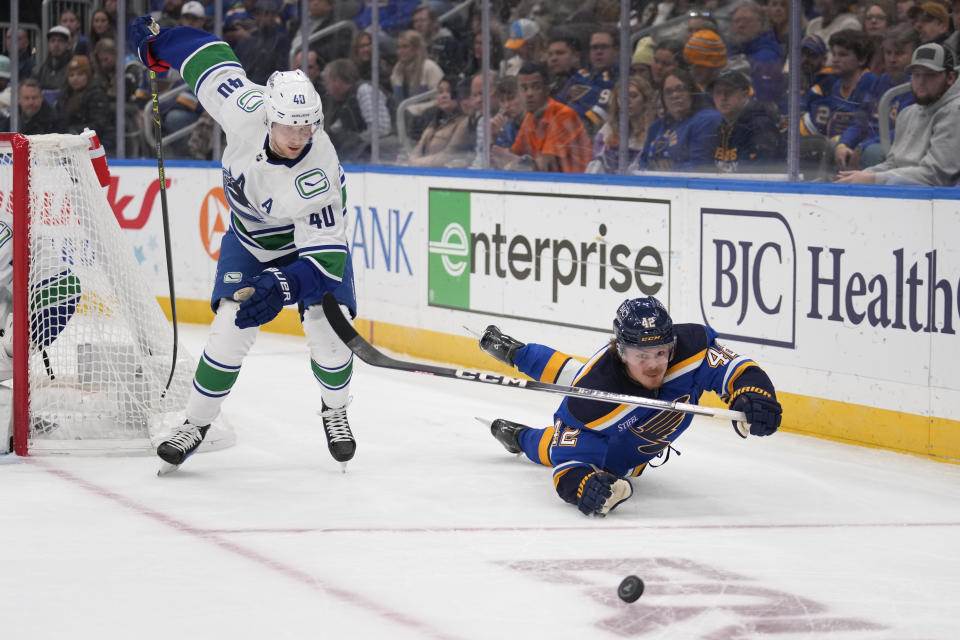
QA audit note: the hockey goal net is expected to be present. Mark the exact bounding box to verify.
[0,132,232,455]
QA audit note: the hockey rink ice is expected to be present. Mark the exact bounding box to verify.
[2,326,958,639]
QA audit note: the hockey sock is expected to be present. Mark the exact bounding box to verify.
[186,299,259,425]
[303,302,353,409]
[517,426,554,466]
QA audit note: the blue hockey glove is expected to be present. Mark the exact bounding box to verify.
[479,325,525,366]
[127,16,170,72]
[577,471,633,517]
[234,267,300,329]
[730,388,782,437]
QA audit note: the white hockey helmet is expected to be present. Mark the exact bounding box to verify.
[263,69,323,130]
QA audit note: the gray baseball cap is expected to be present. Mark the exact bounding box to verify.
[908,43,956,73]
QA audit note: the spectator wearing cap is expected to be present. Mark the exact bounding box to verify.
[502,19,545,77]
[222,10,255,45]
[179,1,208,29]
[233,0,290,84]
[35,26,75,91]
[806,0,863,65]
[632,36,655,84]
[6,28,35,78]
[588,76,656,174]
[799,34,835,96]
[411,6,461,75]
[709,69,783,172]
[909,2,952,46]
[16,78,62,136]
[727,2,786,107]
[493,62,591,173]
[859,24,920,166]
[290,0,351,75]
[684,29,728,96]
[639,68,722,171]
[546,35,582,99]
[58,8,89,57]
[55,55,115,152]
[557,26,620,136]
[837,43,960,185]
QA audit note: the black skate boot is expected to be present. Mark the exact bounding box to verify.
[321,401,356,468]
[157,421,209,474]
[490,418,529,454]
[479,326,525,366]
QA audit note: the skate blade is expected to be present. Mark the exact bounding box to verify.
[474,417,493,428]
[339,461,348,474]
[157,461,180,476]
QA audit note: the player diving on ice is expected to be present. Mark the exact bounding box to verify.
[128,17,357,474]
[480,296,783,517]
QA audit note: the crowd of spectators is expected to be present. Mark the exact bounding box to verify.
[1,0,959,185]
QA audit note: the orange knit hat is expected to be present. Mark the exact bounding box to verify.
[684,30,727,68]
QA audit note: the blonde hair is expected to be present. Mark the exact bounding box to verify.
[394,30,429,88]
[605,76,655,149]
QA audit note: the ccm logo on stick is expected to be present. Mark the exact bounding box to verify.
[455,370,528,387]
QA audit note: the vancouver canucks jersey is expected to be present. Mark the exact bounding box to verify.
[513,324,774,479]
[146,27,348,297]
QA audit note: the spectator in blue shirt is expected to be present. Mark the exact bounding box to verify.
[639,69,722,171]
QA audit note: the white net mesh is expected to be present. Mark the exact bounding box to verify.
[1,133,232,455]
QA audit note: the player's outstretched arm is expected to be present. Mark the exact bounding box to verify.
[727,367,782,437]
[128,17,246,130]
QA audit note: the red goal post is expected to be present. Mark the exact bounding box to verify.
[0,132,232,456]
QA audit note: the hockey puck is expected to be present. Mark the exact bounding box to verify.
[618,575,644,603]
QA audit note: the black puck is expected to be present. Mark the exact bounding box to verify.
[618,575,644,603]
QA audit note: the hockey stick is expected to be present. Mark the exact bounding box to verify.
[320,293,749,425]
[147,22,179,395]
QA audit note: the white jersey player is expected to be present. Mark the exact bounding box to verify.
[129,18,357,473]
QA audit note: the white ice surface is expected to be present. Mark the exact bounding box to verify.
[2,326,959,639]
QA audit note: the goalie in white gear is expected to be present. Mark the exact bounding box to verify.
[129,18,358,472]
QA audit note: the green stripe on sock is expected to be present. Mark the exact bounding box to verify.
[194,356,240,393]
[311,359,352,388]
[182,42,241,92]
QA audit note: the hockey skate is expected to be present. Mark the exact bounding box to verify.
[321,400,355,471]
[489,418,529,454]
[156,421,209,475]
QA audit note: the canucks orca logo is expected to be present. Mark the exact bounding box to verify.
[222,168,264,222]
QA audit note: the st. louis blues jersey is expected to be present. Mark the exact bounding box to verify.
[146,27,348,298]
[802,70,880,148]
[512,324,776,493]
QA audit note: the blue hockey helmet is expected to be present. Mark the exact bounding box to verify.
[613,297,675,353]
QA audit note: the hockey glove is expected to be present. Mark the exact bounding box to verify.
[729,388,782,437]
[577,471,633,517]
[127,16,170,72]
[234,267,300,329]
[479,325,525,366]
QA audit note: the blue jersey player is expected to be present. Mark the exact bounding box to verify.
[129,17,357,473]
[480,297,782,517]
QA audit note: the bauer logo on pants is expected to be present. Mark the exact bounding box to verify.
[699,208,796,348]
